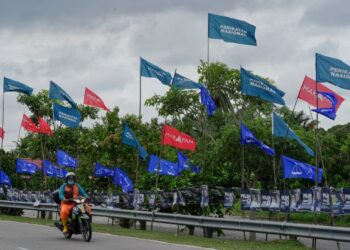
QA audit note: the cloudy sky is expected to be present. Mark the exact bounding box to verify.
[0,0,349,150]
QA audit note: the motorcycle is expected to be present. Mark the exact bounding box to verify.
[54,197,92,242]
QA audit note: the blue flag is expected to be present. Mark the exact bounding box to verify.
[56,168,68,179]
[316,53,350,90]
[42,160,59,178]
[56,149,78,168]
[0,170,11,186]
[122,123,148,160]
[208,13,256,46]
[191,163,201,174]
[273,112,314,156]
[53,103,81,128]
[312,91,337,120]
[282,155,323,184]
[177,151,189,173]
[200,86,216,116]
[241,67,285,105]
[16,159,39,175]
[49,81,77,108]
[241,123,275,156]
[140,57,172,86]
[172,73,202,89]
[93,162,115,177]
[3,77,33,95]
[113,167,134,193]
[148,154,179,176]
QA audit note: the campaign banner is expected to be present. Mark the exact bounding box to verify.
[177,190,186,206]
[260,190,271,211]
[321,187,331,213]
[200,185,209,208]
[240,188,251,211]
[298,189,313,211]
[223,188,234,208]
[342,188,350,214]
[270,190,280,212]
[290,189,302,212]
[330,188,344,215]
[133,189,141,209]
[280,190,290,213]
[312,187,322,212]
[147,192,156,208]
[250,189,261,211]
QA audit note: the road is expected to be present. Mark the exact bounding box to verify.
[0,220,211,250]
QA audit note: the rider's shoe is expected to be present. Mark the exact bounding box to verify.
[62,219,69,234]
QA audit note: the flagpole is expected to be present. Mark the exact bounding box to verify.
[1,88,4,150]
[271,111,277,190]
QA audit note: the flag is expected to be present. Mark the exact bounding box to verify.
[56,149,78,168]
[0,127,4,139]
[208,13,256,46]
[148,154,179,176]
[316,53,350,90]
[93,162,115,177]
[140,57,172,86]
[241,67,285,105]
[49,81,77,108]
[53,103,81,128]
[172,73,202,89]
[177,151,189,173]
[3,77,33,95]
[113,167,134,193]
[56,168,68,179]
[162,125,196,151]
[272,112,314,156]
[200,86,216,116]
[121,123,148,160]
[312,92,337,120]
[282,155,323,184]
[83,87,109,111]
[241,123,275,156]
[38,117,54,136]
[16,159,39,175]
[42,160,59,178]
[191,164,201,174]
[21,114,39,133]
[297,76,344,111]
[0,170,11,186]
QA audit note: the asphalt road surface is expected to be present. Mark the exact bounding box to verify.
[0,220,211,250]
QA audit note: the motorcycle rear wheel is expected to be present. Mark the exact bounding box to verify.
[81,219,92,242]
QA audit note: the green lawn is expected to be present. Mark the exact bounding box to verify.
[0,214,309,250]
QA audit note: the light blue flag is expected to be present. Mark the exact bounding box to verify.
[49,81,77,108]
[282,155,323,184]
[56,149,78,168]
[122,123,148,160]
[316,53,350,90]
[140,57,172,86]
[241,67,285,105]
[273,112,314,156]
[208,13,256,46]
[172,73,202,89]
[53,103,81,128]
[3,77,33,95]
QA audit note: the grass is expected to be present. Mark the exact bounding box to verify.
[0,214,309,250]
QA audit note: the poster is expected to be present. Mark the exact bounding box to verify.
[260,190,271,211]
[330,188,343,215]
[270,190,280,211]
[250,189,261,211]
[240,188,251,210]
[223,188,234,208]
[147,192,156,208]
[177,190,186,206]
[200,185,209,208]
[290,189,301,212]
[342,188,350,214]
[298,189,313,211]
[133,189,141,209]
[280,190,290,213]
[312,187,322,212]
[320,187,330,213]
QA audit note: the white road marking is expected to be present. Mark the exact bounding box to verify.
[18,247,30,250]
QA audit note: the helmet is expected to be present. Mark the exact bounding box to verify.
[65,172,76,185]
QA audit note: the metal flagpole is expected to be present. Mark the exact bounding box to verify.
[1,89,4,150]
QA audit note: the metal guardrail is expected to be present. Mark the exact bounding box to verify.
[0,200,349,242]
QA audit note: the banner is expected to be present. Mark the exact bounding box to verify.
[93,162,114,177]
[316,53,350,90]
[49,81,77,108]
[53,103,81,128]
[273,113,314,156]
[162,125,196,151]
[56,149,78,168]
[38,117,54,136]
[290,189,302,212]
[21,114,39,133]
[240,188,251,210]
[3,77,33,95]
[200,86,216,116]
[270,190,280,211]
[83,87,109,111]
[298,189,313,211]
[171,73,202,89]
[280,190,290,213]
[241,123,275,156]
[342,188,350,214]
[250,189,261,211]
[113,167,134,193]
[312,187,322,212]
[0,170,11,186]
[223,188,234,208]
[297,76,344,111]
[241,67,285,105]
[122,123,148,160]
[330,188,343,215]
[320,187,331,213]
[208,13,256,46]
[140,57,172,86]
[200,185,209,208]
[260,190,271,211]
[147,154,179,176]
[16,159,39,175]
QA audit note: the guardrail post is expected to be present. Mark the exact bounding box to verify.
[203,227,213,238]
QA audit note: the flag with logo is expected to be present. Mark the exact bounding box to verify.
[200,86,216,116]
[0,127,4,139]
[121,123,148,160]
[3,77,33,95]
[16,159,39,175]
[113,167,134,193]
[140,58,172,86]
[49,81,77,108]
[56,149,78,168]
[0,170,11,186]
[83,87,109,111]
[42,160,59,178]
[177,151,190,173]
[316,53,350,90]
[162,125,196,151]
[21,114,39,133]
[312,92,337,120]
[241,123,275,156]
[172,73,202,89]
[53,103,81,128]
[93,162,115,177]
[38,117,54,136]
[148,154,179,176]
[241,67,285,105]
[208,13,256,46]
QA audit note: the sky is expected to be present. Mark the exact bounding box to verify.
[0,0,349,150]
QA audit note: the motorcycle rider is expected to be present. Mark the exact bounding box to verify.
[59,172,91,234]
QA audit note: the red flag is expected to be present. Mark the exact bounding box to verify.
[21,114,39,133]
[298,76,344,111]
[0,127,4,139]
[38,117,54,136]
[162,125,196,151]
[83,87,109,111]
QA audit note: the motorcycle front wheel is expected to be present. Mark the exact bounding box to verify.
[63,231,72,239]
[81,219,92,242]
